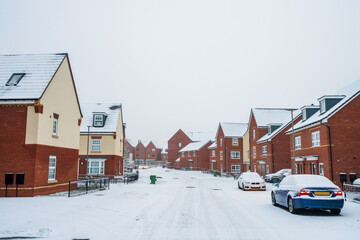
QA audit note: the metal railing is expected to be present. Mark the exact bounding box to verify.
[68,178,110,197]
[343,183,360,202]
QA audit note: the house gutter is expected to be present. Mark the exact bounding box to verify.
[270,141,275,173]
[320,121,334,181]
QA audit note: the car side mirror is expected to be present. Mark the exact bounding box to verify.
[274,183,279,187]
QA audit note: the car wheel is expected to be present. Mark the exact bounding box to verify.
[242,183,245,191]
[271,192,277,206]
[238,182,241,189]
[288,197,297,214]
[330,209,341,215]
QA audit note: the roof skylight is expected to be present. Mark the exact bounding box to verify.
[6,73,25,86]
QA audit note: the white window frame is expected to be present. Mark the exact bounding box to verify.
[212,150,215,157]
[178,142,182,147]
[231,165,241,173]
[253,146,256,158]
[48,156,56,180]
[87,159,105,175]
[311,131,320,147]
[262,146,267,155]
[232,138,238,146]
[302,109,307,121]
[254,165,257,173]
[93,114,104,127]
[295,136,301,150]
[182,152,184,157]
[319,163,324,176]
[311,163,317,175]
[231,151,240,159]
[220,151,223,160]
[52,118,58,136]
[193,150,196,156]
[320,100,326,114]
[253,129,255,140]
[152,148,155,152]
[91,139,101,152]
[220,138,223,146]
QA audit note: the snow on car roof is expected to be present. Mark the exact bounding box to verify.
[0,53,66,100]
[252,108,292,128]
[80,103,122,133]
[289,175,337,188]
[290,79,360,132]
[218,122,248,138]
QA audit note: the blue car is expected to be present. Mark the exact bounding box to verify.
[271,174,344,215]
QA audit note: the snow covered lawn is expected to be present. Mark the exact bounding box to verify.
[1,167,360,239]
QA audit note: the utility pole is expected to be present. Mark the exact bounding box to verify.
[86,125,91,177]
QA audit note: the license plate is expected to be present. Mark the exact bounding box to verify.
[314,191,330,196]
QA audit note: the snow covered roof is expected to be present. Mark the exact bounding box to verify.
[0,53,67,100]
[208,142,217,149]
[126,139,135,147]
[251,108,291,127]
[146,141,162,149]
[185,132,215,142]
[257,109,301,143]
[290,80,360,132]
[218,122,248,138]
[80,103,122,133]
[161,148,168,154]
[179,140,212,152]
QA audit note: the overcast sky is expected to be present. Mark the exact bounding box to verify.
[1,0,359,148]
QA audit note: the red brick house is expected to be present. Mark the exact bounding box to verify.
[179,141,213,170]
[256,110,302,177]
[208,142,217,171]
[134,141,146,165]
[124,138,135,164]
[145,141,162,165]
[249,108,299,177]
[167,129,214,168]
[214,122,248,174]
[161,146,168,165]
[287,80,360,186]
[0,53,82,197]
[78,103,124,178]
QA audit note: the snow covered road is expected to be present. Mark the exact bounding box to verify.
[1,167,360,239]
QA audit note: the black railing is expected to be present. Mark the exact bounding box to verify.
[343,183,360,202]
[68,178,110,197]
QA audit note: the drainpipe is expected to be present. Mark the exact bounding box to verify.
[320,121,334,181]
[270,142,274,173]
[224,139,227,173]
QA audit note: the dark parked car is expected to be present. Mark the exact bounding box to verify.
[271,175,344,215]
[265,169,291,183]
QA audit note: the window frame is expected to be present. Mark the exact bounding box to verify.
[52,118,58,136]
[253,129,255,140]
[48,156,57,181]
[212,150,215,157]
[93,114,104,127]
[87,159,105,175]
[6,73,25,86]
[220,151,223,160]
[253,146,256,158]
[295,136,301,150]
[311,131,320,147]
[320,100,326,114]
[231,165,241,173]
[91,138,101,152]
[230,151,240,159]
[319,163,324,176]
[232,137,238,146]
[262,145,267,155]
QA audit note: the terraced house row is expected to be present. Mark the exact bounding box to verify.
[0,53,125,197]
[167,80,360,187]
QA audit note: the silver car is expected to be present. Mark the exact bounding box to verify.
[237,172,266,191]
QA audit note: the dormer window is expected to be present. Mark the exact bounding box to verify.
[318,95,345,115]
[320,100,326,114]
[6,73,25,86]
[302,109,307,121]
[267,124,282,134]
[93,113,107,127]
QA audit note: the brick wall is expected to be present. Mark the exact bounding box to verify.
[168,129,192,167]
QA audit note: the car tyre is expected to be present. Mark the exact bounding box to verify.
[242,183,246,191]
[330,209,341,215]
[271,192,277,206]
[288,197,297,214]
[238,182,241,189]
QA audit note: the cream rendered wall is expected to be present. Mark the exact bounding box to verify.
[114,107,124,157]
[25,57,81,150]
[243,131,250,165]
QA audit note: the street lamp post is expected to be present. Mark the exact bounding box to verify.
[86,125,91,178]
[285,109,297,174]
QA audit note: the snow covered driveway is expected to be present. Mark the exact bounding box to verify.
[1,167,360,240]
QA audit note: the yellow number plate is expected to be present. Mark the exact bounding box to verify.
[314,191,330,196]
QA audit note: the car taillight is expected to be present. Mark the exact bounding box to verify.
[334,190,343,196]
[299,189,311,195]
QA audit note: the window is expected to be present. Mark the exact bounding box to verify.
[6,73,25,86]
[294,163,298,174]
[254,165,257,173]
[182,152,184,157]
[231,151,240,159]
[178,142,182,147]
[231,165,241,173]
[253,146,256,158]
[136,148,139,152]
[299,163,303,174]
[48,156,56,180]
[148,148,150,153]
[193,151,195,156]
[253,129,255,140]
[152,154,155,157]
[93,114,104,127]
[212,150,215,157]
[52,118,58,136]
[220,138,223,146]
[87,159,105,175]
[302,109,307,121]
[91,139,101,151]
[220,151,223,160]
[152,148,155,151]
[266,165,269,174]
[320,100,326,114]
[232,138,238,145]
[262,146,267,155]
[311,131,320,147]
[319,163,324,176]
[295,136,301,150]
[188,151,190,156]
